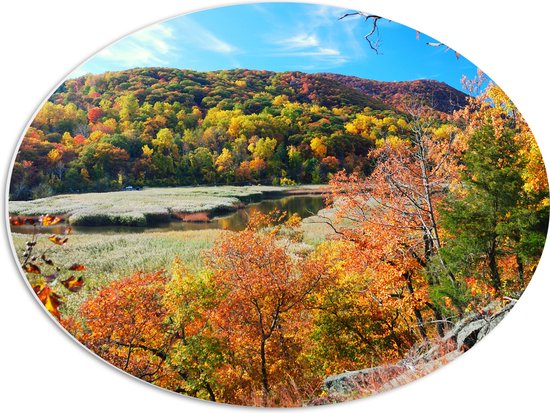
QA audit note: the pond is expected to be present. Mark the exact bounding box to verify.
[10,195,326,234]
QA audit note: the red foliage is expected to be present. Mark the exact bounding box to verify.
[73,134,86,145]
[87,107,103,124]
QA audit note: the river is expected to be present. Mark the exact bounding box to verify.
[10,195,326,235]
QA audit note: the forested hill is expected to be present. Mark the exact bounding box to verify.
[52,68,465,114]
[320,73,468,114]
[11,68,468,200]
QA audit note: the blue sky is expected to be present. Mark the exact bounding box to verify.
[72,2,478,91]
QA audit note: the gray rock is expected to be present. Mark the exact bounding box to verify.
[323,365,405,394]
[448,302,514,350]
[320,301,515,399]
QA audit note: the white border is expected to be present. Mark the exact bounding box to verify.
[1,1,548,412]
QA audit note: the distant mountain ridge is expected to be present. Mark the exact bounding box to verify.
[55,68,467,114]
[320,72,468,114]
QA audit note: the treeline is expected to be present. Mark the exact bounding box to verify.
[62,84,548,406]
[10,68,465,200]
[24,80,549,406]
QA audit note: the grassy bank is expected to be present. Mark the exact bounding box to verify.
[11,229,221,314]
[11,204,336,315]
[9,185,325,226]
[10,186,334,316]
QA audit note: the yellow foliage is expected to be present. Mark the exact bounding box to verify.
[142,144,154,158]
[47,148,62,163]
[310,137,327,158]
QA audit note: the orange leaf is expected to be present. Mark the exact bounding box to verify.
[23,263,41,274]
[41,215,62,226]
[48,235,68,245]
[34,284,62,320]
[10,217,24,226]
[68,263,86,271]
[61,276,84,292]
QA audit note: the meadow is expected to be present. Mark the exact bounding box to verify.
[9,185,324,226]
[11,201,335,315]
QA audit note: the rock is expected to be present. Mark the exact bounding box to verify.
[446,302,515,350]
[318,301,516,402]
[323,365,405,395]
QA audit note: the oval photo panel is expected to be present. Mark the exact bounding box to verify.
[7,2,548,407]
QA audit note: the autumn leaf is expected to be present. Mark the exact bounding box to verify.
[68,263,86,271]
[24,218,37,225]
[48,235,68,245]
[23,263,41,274]
[41,215,62,226]
[61,276,84,292]
[10,217,24,226]
[34,284,62,320]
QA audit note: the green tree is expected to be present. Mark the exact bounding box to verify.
[440,123,527,291]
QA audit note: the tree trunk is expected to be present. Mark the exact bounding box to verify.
[260,338,269,405]
[516,254,524,287]
[403,271,428,341]
[204,381,216,402]
[432,307,446,338]
[488,239,501,291]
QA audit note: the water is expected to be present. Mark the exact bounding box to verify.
[10,195,326,235]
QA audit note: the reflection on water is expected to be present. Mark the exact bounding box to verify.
[10,195,326,235]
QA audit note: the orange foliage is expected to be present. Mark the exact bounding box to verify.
[326,112,462,342]
[321,156,339,172]
[73,134,86,145]
[459,76,548,198]
[206,211,324,405]
[87,107,103,124]
[74,271,180,388]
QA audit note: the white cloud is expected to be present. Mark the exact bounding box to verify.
[274,47,348,66]
[133,24,174,54]
[277,33,319,49]
[176,17,239,54]
[264,4,356,69]
[270,32,348,67]
[310,5,350,27]
[95,23,175,67]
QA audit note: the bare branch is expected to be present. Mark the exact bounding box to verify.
[340,12,382,54]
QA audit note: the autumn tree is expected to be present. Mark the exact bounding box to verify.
[87,107,103,124]
[307,238,426,371]
[74,272,179,386]
[163,259,224,401]
[327,104,463,338]
[206,212,324,405]
[440,81,549,296]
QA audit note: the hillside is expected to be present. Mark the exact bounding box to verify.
[51,68,465,114]
[11,68,468,200]
[321,73,468,114]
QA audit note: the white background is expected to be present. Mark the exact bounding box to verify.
[0,1,548,411]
